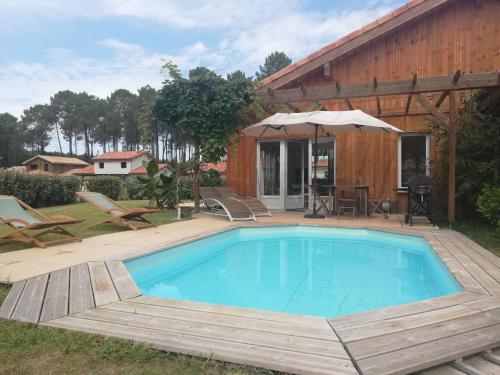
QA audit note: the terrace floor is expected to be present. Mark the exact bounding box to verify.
[1,212,499,374]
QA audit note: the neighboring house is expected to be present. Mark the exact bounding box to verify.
[227,0,500,212]
[200,161,227,174]
[92,151,148,177]
[22,155,89,175]
[129,163,169,176]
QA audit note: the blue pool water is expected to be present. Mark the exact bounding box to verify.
[125,226,462,317]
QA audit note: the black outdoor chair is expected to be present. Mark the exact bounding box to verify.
[405,174,434,226]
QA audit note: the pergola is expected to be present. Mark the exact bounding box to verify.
[257,70,500,223]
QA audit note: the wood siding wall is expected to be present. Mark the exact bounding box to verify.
[227,0,500,212]
[26,159,83,174]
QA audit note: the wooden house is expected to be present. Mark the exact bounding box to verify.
[22,155,89,175]
[226,0,500,217]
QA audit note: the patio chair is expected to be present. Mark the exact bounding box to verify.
[337,188,357,218]
[369,189,392,216]
[405,174,434,226]
[308,184,333,216]
[199,187,256,222]
[0,195,82,248]
[216,187,271,217]
[76,192,158,230]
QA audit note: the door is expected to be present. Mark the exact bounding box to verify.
[257,140,285,209]
[286,140,304,210]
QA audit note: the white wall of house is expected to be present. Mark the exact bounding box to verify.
[94,155,147,175]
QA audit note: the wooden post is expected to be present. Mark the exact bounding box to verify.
[193,142,200,213]
[448,90,457,223]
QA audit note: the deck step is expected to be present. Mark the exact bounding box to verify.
[0,261,140,324]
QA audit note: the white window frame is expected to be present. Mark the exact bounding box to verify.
[397,133,430,188]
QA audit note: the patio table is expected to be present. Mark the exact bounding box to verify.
[324,185,370,218]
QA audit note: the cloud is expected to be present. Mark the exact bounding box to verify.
[0,1,401,117]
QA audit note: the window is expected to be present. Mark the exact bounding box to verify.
[121,162,127,168]
[30,164,37,170]
[99,162,104,169]
[398,133,429,187]
[44,164,49,171]
[260,141,280,196]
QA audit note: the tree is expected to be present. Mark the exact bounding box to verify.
[50,90,79,155]
[0,113,26,167]
[155,64,254,211]
[135,86,159,157]
[255,51,292,80]
[106,89,137,151]
[429,89,500,220]
[21,104,55,154]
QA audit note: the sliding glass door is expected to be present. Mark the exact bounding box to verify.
[257,141,284,209]
[286,140,305,210]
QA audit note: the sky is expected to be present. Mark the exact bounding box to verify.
[0,0,406,151]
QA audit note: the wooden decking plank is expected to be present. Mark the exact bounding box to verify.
[446,234,500,285]
[347,308,500,360]
[435,234,500,295]
[105,261,141,301]
[103,300,336,341]
[43,316,358,375]
[420,364,470,374]
[78,307,348,359]
[463,356,500,375]
[88,262,119,307]
[428,234,488,295]
[453,232,500,268]
[39,268,69,322]
[357,324,500,375]
[465,296,500,312]
[336,304,478,343]
[133,295,328,328]
[0,280,26,319]
[329,292,484,329]
[69,264,95,315]
[11,274,49,323]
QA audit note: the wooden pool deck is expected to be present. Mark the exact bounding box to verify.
[1,216,499,374]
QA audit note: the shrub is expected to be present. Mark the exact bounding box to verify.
[0,170,81,207]
[177,176,194,201]
[124,177,147,200]
[476,185,500,226]
[84,176,122,200]
[200,170,223,187]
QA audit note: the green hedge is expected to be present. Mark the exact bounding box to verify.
[0,170,81,207]
[84,176,122,200]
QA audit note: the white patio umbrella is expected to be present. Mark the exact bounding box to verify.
[243,110,403,218]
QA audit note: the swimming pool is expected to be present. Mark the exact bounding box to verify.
[125,226,462,317]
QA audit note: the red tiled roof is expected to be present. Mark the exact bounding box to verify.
[23,155,89,166]
[314,160,329,168]
[92,151,147,161]
[261,0,436,86]
[130,163,170,175]
[201,162,227,174]
[64,165,95,176]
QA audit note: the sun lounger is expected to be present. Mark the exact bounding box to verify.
[0,195,82,248]
[216,187,271,217]
[199,187,255,222]
[76,191,158,230]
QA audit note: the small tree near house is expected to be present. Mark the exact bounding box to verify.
[154,63,253,211]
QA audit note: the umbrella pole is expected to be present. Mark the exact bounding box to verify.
[305,124,325,219]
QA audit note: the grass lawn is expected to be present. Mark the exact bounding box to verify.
[0,200,179,253]
[0,284,276,375]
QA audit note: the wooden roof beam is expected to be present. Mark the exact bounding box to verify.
[259,71,500,104]
[414,93,449,125]
[344,98,354,110]
[435,90,449,108]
